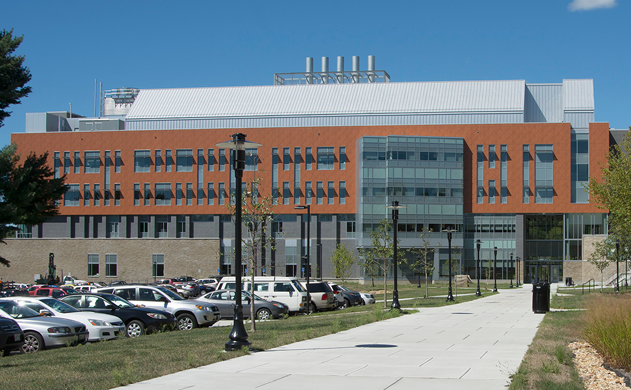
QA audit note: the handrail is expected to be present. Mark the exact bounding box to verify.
[582,279,595,294]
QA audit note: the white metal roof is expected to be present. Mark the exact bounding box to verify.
[563,79,594,111]
[126,80,527,120]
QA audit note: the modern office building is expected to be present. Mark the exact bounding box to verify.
[2,56,616,285]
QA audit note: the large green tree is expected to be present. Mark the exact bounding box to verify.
[0,29,32,128]
[587,129,631,255]
[0,144,68,266]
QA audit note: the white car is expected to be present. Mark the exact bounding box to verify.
[0,301,89,353]
[359,292,376,305]
[3,297,124,342]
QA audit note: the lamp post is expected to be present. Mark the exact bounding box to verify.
[217,133,261,351]
[295,205,311,313]
[509,253,514,288]
[443,226,456,302]
[516,256,520,288]
[616,239,620,293]
[386,201,405,310]
[475,239,482,297]
[493,247,498,293]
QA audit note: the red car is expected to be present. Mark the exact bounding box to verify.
[32,287,78,298]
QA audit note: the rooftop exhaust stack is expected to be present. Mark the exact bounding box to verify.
[352,56,360,83]
[321,57,329,84]
[337,56,344,83]
[368,55,375,83]
[306,57,314,84]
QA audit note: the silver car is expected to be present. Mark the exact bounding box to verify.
[4,297,125,342]
[0,301,88,353]
[96,285,221,330]
[195,290,288,320]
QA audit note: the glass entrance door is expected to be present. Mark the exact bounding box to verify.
[551,266,559,283]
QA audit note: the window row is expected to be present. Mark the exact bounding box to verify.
[88,253,166,278]
[363,151,463,162]
[362,186,463,198]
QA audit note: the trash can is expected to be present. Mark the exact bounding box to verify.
[565,277,573,287]
[532,283,550,313]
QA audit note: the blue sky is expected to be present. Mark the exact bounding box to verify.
[1,0,629,148]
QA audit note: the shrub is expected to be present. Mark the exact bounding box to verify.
[583,294,631,371]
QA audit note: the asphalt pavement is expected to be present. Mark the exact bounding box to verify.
[112,284,550,390]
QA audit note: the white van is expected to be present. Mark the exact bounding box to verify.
[217,276,307,314]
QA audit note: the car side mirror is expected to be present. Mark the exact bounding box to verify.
[39,309,52,317]
[106,304,117,310]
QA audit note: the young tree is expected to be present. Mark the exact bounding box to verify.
[357,219,404,308]
[450,245,462,297]
[330,243,355,285]
[0,144,68,266]
[226,176,276,331]
[588,236,618,292]
[0,29,32,128]
[410,228,435,298]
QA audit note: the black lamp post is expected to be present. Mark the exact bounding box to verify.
[386,201,405,310]
[295,205,311,313]
[493,246,498,293]
[516,256,520,288]
[217,133,261,351]
[616,239,620,293]
[509,252,514,288]
[475,239,482,297]
[443,226,456,302]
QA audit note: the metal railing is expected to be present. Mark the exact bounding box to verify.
[582,279,595,294]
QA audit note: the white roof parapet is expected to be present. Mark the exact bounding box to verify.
[126,80,527,121]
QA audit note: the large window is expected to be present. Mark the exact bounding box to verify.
[134,150,151,173]
[316,181,323,205]
[88,254,99,277]
[64,184,80,206]
[105,254,117,277]
[155,183,171,206]
[84,151,100,173]
[152,254,165,277]
[317,147,335,170]
[535,145,554,204]
[156,216,168,238]
[477,145,484,204]
[328,181,335,205]
[106,216,120,238]
[139,216,149,238]
[176,149,193,172]
[339,181,346,205]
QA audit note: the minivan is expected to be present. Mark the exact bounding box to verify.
[217,277,307,314]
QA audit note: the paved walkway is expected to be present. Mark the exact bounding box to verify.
[114,284,551,390]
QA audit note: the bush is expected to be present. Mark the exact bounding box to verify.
[583,294,631,371]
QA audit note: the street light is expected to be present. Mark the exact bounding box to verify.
[516,256,520,288]
[493,247,498,293]
[509,253,514,288]
[386,201,405,310]
[476,239,482,297]
[616,239,620,293]
[295,205,311,313]
[443,226,457,302]
[217,133,261,351]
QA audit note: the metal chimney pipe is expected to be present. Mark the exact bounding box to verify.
[321,57,329,84]
[306,57,313,84]
[352,56,360,83]
[368,55,375,83]
[336,56,344,83]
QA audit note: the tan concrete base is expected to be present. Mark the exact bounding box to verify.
[0,238,221,284]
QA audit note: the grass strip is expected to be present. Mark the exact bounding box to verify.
[0,308,403,390]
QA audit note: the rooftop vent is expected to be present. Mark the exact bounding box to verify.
[274,56,390,85]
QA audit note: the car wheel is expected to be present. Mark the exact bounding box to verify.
[177,313,198,330]
[126,320,145,338]
[257,308,272,321]
[22,332,44,353]
[341,298,350,309]
[309,302,317,314]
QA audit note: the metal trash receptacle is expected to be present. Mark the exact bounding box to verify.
[565,277,573,287]
[532,283,550,313]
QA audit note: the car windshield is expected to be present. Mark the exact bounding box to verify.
[0,301,40,318]
[61,288,79,294]
[103,294,134,308]
[241,291,264,301]
[338,286,351,292]
[291,280,306,292]
[40,298,80,313]
[157,287,183,300]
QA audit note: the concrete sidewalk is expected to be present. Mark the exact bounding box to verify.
[113,285,548,390]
